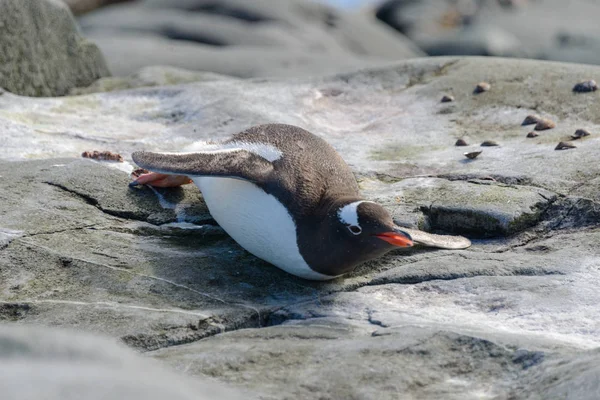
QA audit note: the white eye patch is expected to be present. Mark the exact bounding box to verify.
[337,201,374,234]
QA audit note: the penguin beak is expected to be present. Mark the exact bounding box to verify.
[374,229,413,247]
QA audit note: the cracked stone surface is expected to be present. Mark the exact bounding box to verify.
[1,57,600,399]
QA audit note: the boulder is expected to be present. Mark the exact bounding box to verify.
[0,0,109,96]
[1,56,600,398]
[78,0,423,77]
[375,0,600,65]
[86,32,378,78]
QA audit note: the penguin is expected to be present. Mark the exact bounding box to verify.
[130,124,470,280]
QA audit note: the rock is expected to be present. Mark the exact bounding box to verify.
[153,228,600,398]
[464,150,482,159]
[140,0,424,60]
[420,25,528,59]
[152,321,546,400]
[0,0,109,96]
[376,0,600,66]
[69,66,234,95]
[468,0,600,64]
[365,177,556,237]
[376,0,480,37]
[522,114,540,126]
[86,32,378,78]
[1,57,600,398]
[63,0,134,15]
[78,0,423,77]
[0,324,248,400]
[474,81,491,93]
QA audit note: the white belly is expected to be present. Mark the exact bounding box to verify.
[193,177,334,280]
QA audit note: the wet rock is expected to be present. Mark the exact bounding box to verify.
[514,349,600,399]
[0,0,109,96]
[455,138,468,146]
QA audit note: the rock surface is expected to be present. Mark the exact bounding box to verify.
[78,0,423,77]
[0,324,248,400]
[376,0,600,65]
[1,57,600,398]
[0,0,109,97]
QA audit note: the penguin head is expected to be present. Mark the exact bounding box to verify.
[299,199,414,277]
[335,200,413,250]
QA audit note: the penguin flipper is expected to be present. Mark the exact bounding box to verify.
[131,149,274,184]
[402,228,472,250]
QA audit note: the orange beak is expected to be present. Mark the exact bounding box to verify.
[375,231,413,247]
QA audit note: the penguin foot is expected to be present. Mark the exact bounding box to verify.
[129,172,193,188]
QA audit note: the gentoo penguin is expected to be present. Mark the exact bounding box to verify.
[131,124,470,280]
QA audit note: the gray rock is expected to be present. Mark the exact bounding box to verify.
[152,320,541,400]
[376,0,600,65]
[0,57,600,398]
[69,66,235,95]
[87,32,378,78]
[79,5,347,51]
[419,25,530,58]
[78,0,422,77]
[364,177,556,237]
[0,324,248,400]
[142,0,423,60]
[0,0,109,97]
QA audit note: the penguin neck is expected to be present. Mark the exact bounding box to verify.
[296,194,366,276]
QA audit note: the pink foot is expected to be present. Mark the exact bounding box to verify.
[129,172,193,188]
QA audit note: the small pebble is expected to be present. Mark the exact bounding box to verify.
[534,118,556,131]
[526,132,539,138]
[441,94,455,103]
[521,114,540,126]
[82,150,124,162]
[474,82,491,94]
[555,141,576,150]
[481,140,499,147]
[571,129,591,139]
[464,151,482,159]
[455,139,468,146]
[572,80,598,93]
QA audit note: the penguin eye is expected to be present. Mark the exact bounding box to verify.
[348,225,362,235]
